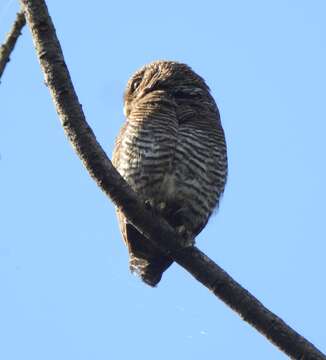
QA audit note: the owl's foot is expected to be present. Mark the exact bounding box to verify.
[144,199,167,215]
[176,224,186,236]
[157,202,167,212]
[176,225,195,248]
[144,199,154,211]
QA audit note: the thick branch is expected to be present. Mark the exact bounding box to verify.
[20,1,325,359]
[0,10,25,81]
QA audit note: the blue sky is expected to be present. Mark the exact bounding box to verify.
[1,1,325,359]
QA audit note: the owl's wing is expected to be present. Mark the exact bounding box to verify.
[113,96,179,200]
[173,99,227,238]
[112,97,178,286]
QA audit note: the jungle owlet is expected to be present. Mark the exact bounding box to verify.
[113,60,227,287]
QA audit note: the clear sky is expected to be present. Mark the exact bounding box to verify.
[1,1,325,359]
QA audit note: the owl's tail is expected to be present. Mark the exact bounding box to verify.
[126,224,173,287]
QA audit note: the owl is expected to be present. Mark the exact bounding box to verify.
[112,60,227,287]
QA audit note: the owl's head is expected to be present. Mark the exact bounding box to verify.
[123,60,210,117]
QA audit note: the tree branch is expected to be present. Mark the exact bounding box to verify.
[0,10,25,81]
[20,0,325,359]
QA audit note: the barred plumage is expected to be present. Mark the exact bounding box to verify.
[113,60,227,286]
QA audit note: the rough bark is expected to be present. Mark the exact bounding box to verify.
[0,10,25,81]
[19,1,326,359]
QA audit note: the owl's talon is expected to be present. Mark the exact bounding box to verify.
[184,236,195,247]
[144,199,153,210]
[176,225,195,248]
[176,225,186,236]
[157,202,167,212]
[145,199,167,215]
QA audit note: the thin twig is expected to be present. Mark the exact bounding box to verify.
[0,10,25,81]
[20,0,326,359]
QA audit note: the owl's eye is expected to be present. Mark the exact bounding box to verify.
[131,79,141,92]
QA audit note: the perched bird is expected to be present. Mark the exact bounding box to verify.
[113,60,227,287]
